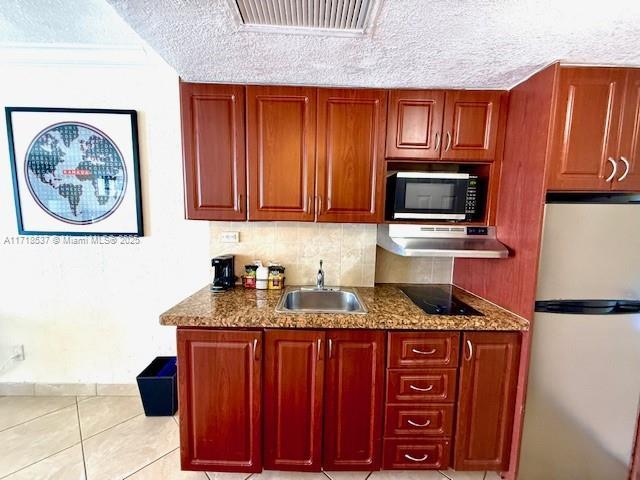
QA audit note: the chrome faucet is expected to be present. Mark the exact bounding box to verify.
[316,260,325,289]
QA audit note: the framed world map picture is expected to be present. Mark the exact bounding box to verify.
[5,107,143,236]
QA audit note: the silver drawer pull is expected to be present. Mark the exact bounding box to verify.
[407,419,431,427]
[409,384,433,392]
[405,453,429,462]
[411,347,436,355]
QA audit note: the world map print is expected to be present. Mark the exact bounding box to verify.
[25,122,127,225]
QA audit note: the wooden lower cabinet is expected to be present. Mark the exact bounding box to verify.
[383,438,451,469]
[176,329,262,472]
[264,330,325,471]
[323,330,385,470]
[454,332,521,471]
[177,328,521,475]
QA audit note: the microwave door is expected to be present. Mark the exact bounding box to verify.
[394,175,468,220]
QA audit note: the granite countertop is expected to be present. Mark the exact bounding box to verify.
[159,284,529,331]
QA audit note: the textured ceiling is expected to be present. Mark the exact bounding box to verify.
[106,0,640,89]
[0,0,140,46]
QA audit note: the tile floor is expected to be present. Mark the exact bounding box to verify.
[0,395,495,480]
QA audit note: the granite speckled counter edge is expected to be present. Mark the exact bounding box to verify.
[159,284,529,331]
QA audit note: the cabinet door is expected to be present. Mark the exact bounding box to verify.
[386,90,445,159]
[616,70,640,191]
[316,88,387,223]
[264,330,325,471]
[441,90,504,161]
[247,86,316,220]
[454,332,520,471]
[176,329,261,472]
[546,67,627,191]
[180,83,246,220]
[323,330,385,471]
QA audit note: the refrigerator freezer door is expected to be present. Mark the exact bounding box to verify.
[520,312,640,480]
[536,204,640,300]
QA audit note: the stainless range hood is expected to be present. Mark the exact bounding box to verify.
[377,224,509,258]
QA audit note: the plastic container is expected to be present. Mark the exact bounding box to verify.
[136,356,178,416]
[255,261,269,290]
[268,264,286,290]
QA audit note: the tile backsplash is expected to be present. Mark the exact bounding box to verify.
[209,222,377,287]
[209,222,454,287]
[374,247,453,284]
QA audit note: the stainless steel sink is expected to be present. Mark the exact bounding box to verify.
[275,287,367,314]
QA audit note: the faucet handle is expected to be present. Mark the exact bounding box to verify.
[319,259,323,271]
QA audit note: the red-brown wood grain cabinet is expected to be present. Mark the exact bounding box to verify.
[264,330,325,471]
[386,90,445,160]
[441,90,504,161]
[454,332,521,471]
[246,86,317,221]
[176,329,262,472]
[316,88,387,222]
[180,83,246,220]
[323,330,385,471]
[546,67,628,191]
[617,69,640,191]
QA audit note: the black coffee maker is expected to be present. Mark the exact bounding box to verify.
[211,255,235,292]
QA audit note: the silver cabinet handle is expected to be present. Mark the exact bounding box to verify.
[465,339,473,361]
[407,419,431,427]
[606,157,618,182]
[307,195,312,214]
[445,131,452,151]
[411,347,436,355]
[253,338,258,361]
[237,193,242,212]
[409,384,433,392]
[317,338,322,360]
[404,453,429,462]
[434,132,441,151]
[619,157,630,182]
[328,338,333,358]
[318,195,323,214]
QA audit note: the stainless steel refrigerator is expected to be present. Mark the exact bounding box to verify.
[519,197,640,480]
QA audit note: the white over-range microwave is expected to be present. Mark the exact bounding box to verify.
[386,172,483,221]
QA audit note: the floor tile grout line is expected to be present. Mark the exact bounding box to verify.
[0,442,83,480]
[0,400,77,433]
[74,397,89,480]
[80,412,145,442]
[121,446,180,479]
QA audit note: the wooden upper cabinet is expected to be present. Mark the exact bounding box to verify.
[547,68,628,191]
[264,330,325,471]
[386,90,445,159]
[323,330,385,471]
[316,88,387,223]
[441,90,504,161]
[247,86,316,220]
[454,332,520,471]
[616,70,640,191]
[180,83,246,220]
[176,329,261,472]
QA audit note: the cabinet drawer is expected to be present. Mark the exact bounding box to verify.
[383,438,450,469]
[387,369,457,403]
[385,404,454,437]
[388,332,459,368]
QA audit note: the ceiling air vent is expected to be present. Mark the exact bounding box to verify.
[227,0,381,36]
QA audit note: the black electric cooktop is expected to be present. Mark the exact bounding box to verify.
[399,284,483,316]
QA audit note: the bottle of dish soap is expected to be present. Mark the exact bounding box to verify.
[255,260,269,290]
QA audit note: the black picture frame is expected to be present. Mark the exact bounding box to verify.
[5,107,144,236]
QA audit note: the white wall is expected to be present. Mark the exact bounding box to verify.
[0,49,209,383]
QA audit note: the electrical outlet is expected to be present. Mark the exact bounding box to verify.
[12,345,24,361]
[220,231,240,243]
